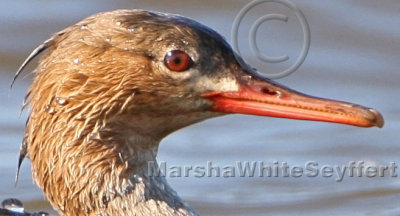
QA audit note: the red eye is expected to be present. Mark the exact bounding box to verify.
[164,50,193,72]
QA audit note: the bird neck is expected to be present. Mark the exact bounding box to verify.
[90,132,199,216]
[27,113,198,216]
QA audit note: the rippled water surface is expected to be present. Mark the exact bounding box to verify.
[0,1,399,215]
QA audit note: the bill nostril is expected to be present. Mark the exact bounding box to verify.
[261,87,278,96]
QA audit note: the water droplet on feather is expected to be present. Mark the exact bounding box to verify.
[45,105,55,114]
[55,97,68,105]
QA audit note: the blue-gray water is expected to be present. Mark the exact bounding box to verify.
[0,1,399,215]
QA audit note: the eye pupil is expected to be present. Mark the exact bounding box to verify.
[164,50,192,72]
[173,57,181,65]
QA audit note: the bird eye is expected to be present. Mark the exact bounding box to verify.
[164,50,193,72]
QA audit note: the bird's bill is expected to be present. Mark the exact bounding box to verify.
[202,77,384,128]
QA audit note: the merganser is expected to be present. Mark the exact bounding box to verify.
[12,9,383,216]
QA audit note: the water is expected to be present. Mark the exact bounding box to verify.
[0,0,399,215]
